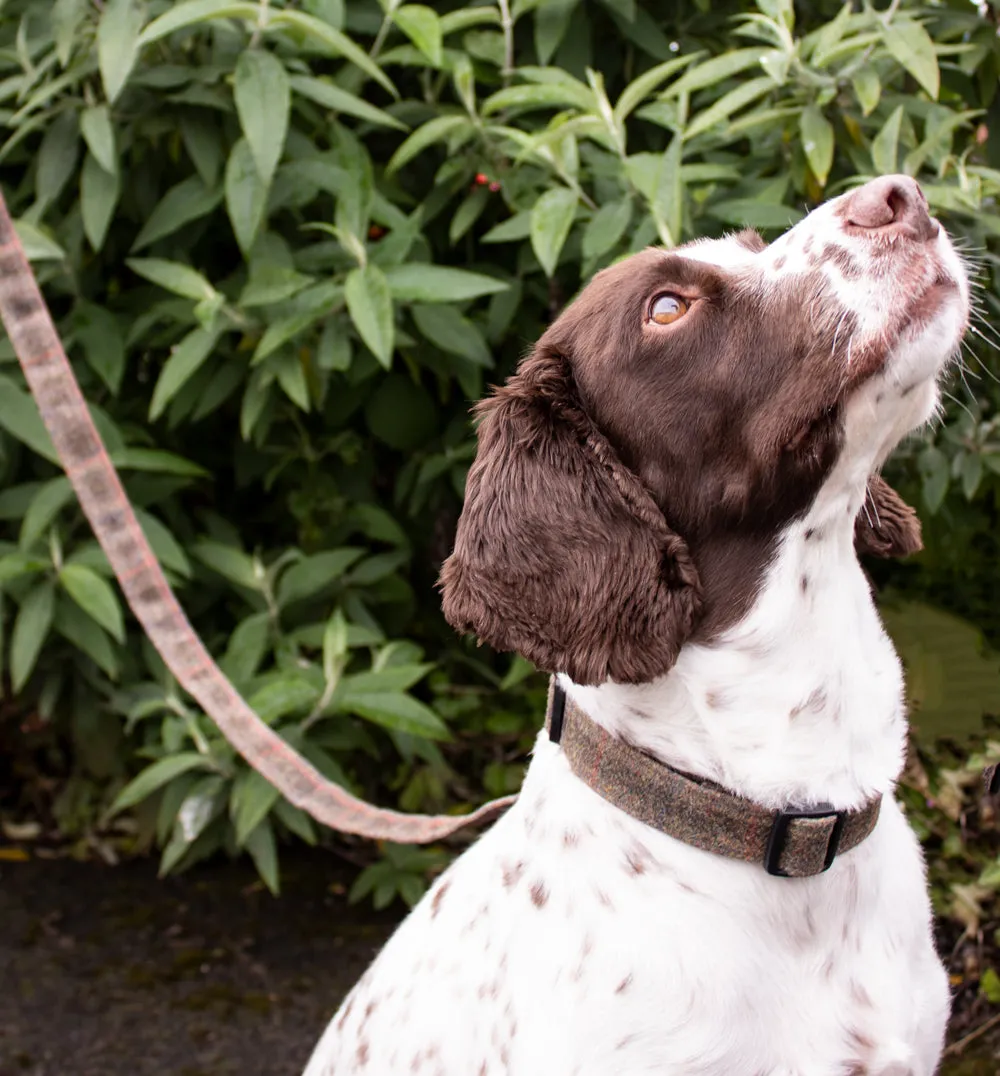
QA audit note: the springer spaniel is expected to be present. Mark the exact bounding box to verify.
[303,176,969,1076]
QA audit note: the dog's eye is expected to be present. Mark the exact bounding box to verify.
[649,293,688,325]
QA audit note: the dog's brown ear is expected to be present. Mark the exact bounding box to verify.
[854,475,922,559]
[439,343,702,686]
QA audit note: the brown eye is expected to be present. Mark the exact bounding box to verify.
[649,293,688,325]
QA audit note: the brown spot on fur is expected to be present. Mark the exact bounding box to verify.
[615,973,633,994]
[502,860,525,889]
[563,828,580,847]
[773,254,786,270]
[624,843,652,876]
[530,881,549,907]
[431,880,450,917]
[790,686,827,719]
[356,1040,369,1066]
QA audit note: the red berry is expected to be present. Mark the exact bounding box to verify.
[488,181,501,192]
[475,172,489,185]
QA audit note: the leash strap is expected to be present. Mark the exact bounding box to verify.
[544,679,881,879]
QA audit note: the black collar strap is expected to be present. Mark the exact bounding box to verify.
[545,679,882,879]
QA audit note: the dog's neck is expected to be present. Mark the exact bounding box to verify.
[562,461,907,814]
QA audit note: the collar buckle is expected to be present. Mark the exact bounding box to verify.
[764,804,847,878]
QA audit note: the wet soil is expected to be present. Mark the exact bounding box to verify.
[0,851,997,1075]
[0,853,398,1076]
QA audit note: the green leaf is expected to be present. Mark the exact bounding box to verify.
[0,553,46,587]
[127,258,217,301]
[289,75,407,131]
[483,82,593,116]
[871,105,903,176]
[345,264,394,368]
[192,540,258,589]
[852,68,880,117]
[36,110,80,207]
[110,752,214,814]
[111,448,209,478]
[11,583,55,693]
[244,817,280,894]
[75,302,126,395]
[0,375,59,463]
[481,211,533,244]
[12,221,66,262]
[173,774,226,845]
[530,187,578,277]
[340,690,449,739]
[272,799,316,844]
[614,54,699,124]
[274,350,310,410]
[59,563,125,643]
[341,665,432,695]
[799,104,834,186]
[53,595,119,679]
[97,0,144,104]
[920,446,949,513]
[234,50,290,188]
[883,20,939,100]
[133,508,192,578]
[707,199,803,229]
[131,177,223,251]
[19,477,74,549]
[666,48,767,97]
[80,153,120,251]
[54,0,87,66]
[394,5,443,66]
[412,305,492,366]
[685,76,774,140]
[248,677,320,724]
[149,325,224,421]
[652,137,682,246]
[980,967,1000,1004]
[387,114,471,173]
[233,768,282,845]
[582,198,631,265]
[225,138,269,255]
[219,611,270,684]
[80,105,117,175]
[385,265,508,304]
[535,0,577,64]
[268,9,397,96]
[138,1,261,45]
[276,548,364,606]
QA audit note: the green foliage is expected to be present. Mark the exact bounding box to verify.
[0,0,999,904]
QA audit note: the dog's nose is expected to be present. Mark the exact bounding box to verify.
[842,175,937,241]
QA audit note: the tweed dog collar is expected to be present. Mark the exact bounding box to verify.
[545,679,882,878]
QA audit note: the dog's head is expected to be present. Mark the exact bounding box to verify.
[440,175,969,685]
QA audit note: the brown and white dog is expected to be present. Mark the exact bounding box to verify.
[304,176,969,1076]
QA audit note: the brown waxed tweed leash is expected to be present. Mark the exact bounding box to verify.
[544,679,882,879]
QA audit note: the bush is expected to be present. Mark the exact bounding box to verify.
[0,0,999,905]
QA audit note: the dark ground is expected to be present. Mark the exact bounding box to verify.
[0,851,997,1076]
[0,853,397,1076]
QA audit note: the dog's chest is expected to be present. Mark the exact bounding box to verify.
[304,745,945,1076]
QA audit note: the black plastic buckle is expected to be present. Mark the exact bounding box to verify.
[764,804,847,878]
[548,682,567,745]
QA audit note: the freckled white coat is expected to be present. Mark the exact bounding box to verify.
[303,183,969,1076]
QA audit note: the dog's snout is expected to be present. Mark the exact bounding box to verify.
[842,175,937,241]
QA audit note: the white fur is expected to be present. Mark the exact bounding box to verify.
[303,182,968,1076]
